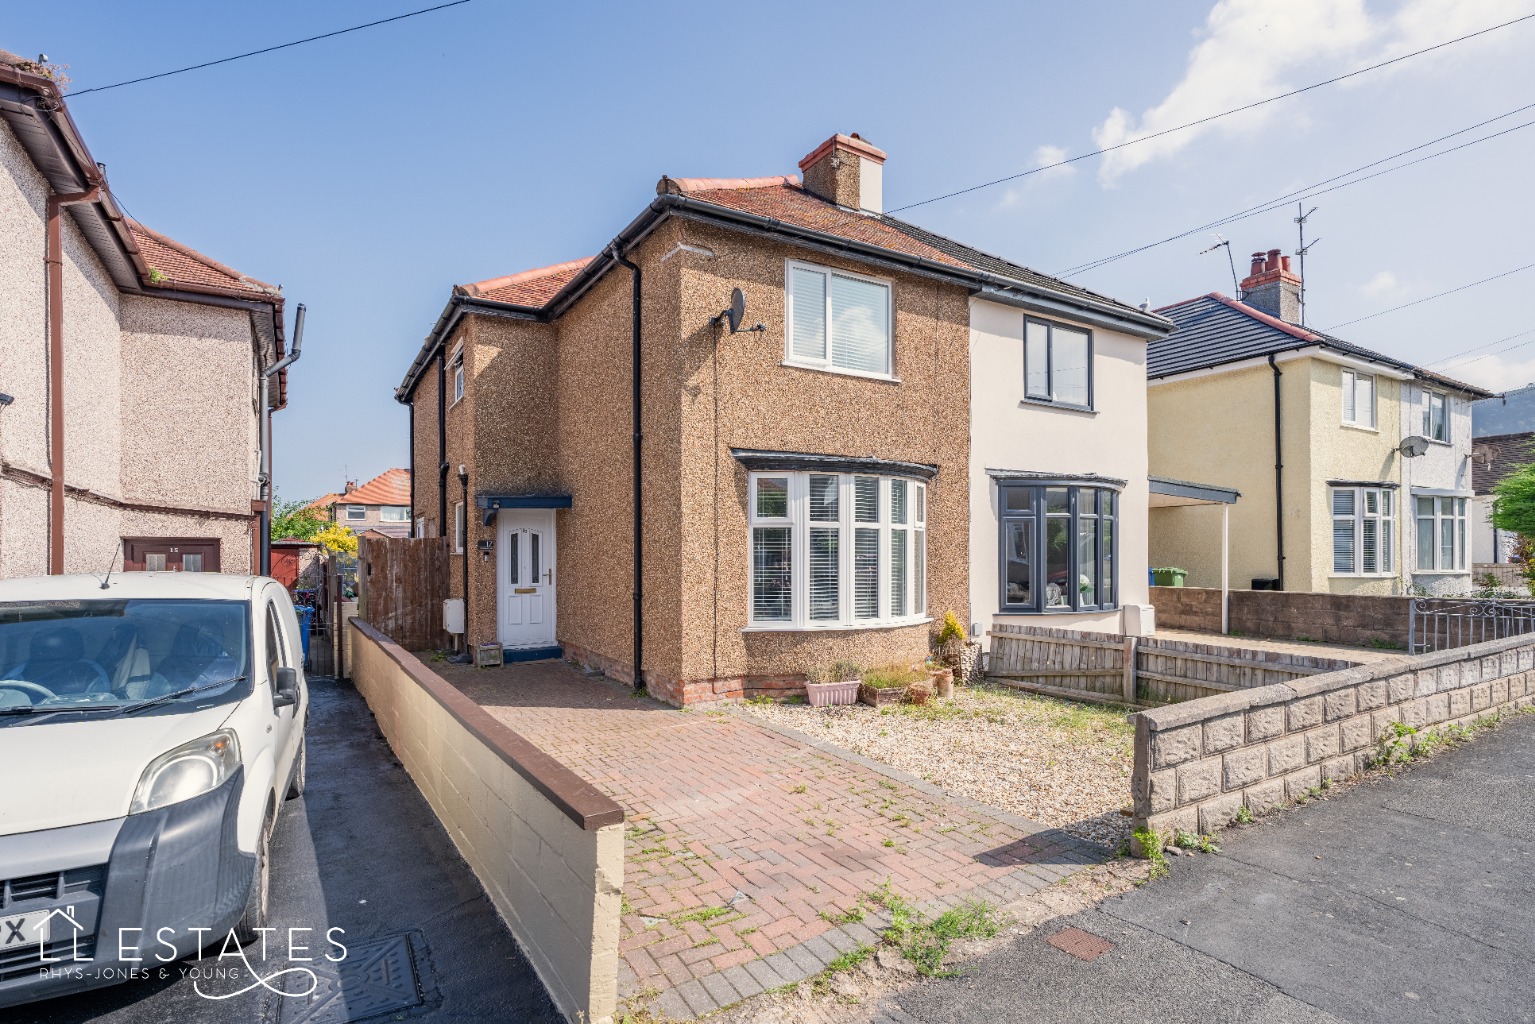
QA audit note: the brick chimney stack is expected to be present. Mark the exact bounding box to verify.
[343,479,357,494]
[798,133,886,213]
[1238,248,1302,324]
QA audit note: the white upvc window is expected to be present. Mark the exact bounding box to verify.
[1341,369,1376,428]
[345,504,366,521]
[1421,390,1449,443]
[1415,495,1467,572]
[748,471,926,629]
[1331,486,1394,575]
[453,501,465,553]
[452,359,465,404]
[783,260,893,379]
[380,506,409,522]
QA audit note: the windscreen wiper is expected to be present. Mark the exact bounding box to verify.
[119,675,247,716]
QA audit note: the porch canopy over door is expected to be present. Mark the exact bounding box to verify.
[1148,476,1240,633]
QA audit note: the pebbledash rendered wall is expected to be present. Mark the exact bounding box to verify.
[349,620,625,1024]
[1131,632,1535,841]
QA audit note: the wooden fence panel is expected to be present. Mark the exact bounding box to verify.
[987,624,1359,708]
[358,536,450,651]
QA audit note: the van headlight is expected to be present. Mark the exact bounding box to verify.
[130,730,242,814]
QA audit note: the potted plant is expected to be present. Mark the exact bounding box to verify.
[858,665,923,708]
[804,660,860,707]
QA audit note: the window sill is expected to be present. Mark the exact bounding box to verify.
[779,360,900,384]
[1340,422,1378,433]
[1411,569,1469,576]
[1018,398,1096,415]
[1329,573,1395,579]
[999,606,1120,616]
[742,617,931,634]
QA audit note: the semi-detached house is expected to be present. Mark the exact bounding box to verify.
[397,133,1171,705]
[0,51,293,578]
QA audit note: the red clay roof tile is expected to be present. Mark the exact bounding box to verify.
[459,258,593,307]
[308,468,411,510]
[128,220,279,299]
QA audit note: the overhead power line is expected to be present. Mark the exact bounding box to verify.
[1056,102,1535,277]
[69,0,473,97]
[888,12,1535,213]
[1434,326,1535,370]
[1325,263,1535,330]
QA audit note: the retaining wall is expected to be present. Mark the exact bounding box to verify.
[1131,633,1535,841]
[1150,586,1410,649]
[350,619,625,1024]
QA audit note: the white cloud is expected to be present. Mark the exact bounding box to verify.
[995,146,1076,209]
[1361,270,1398,296]
[1439,350,1535,392]
[1090,0,1534,186]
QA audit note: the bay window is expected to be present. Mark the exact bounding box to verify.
[784,260,893,378]
[1331,486,1394,575]
[998,483,1118,613]
[1415,495,1467,572]
[749,471,926,628]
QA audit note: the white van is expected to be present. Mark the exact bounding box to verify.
[0,573,308,1008]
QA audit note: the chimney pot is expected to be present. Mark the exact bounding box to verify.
[1265,248,1281,272]
[1250,252,1266,274]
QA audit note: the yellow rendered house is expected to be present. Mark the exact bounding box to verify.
[1148,250,1492,596]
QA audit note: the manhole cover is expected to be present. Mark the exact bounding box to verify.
[275,932,425,1024]
[1046,926,1115,962]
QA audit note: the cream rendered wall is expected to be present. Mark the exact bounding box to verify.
[1398,381,1473,594]
[1147,362,1309,592]
[969,297,1149,644]
[1300,358,1403,595]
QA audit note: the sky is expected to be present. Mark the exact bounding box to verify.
[9,0,1535,500]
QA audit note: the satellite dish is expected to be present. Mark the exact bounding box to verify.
[1398,435,1431,458]
[725,288,746,334]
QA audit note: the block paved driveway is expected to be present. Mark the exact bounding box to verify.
[438,659,1105,1019]
[865,709,1535,1024]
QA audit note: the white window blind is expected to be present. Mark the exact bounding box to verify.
[785,261,892,376]
[1423,392,1448,442]
[1332,486,1393,575]
[749,472,925,629]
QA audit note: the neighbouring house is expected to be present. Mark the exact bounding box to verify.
[0,51,293,577]
[1471,431,1533,566]
[1148,249,1493,598]
[308,468,413,539]
[395,132,1170,705]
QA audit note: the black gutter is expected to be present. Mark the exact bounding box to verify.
[1268,354,1285,591]
[394,192,1174,402]
[610,243,645,692]
[437,351,447,536]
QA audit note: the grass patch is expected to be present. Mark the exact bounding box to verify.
[669,905,732,925]
[819,904,866,925]
[861,881,1002,977]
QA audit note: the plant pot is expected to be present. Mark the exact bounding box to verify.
[930,668,954,699]
[907,680,935,705]
[805,679,859,707]
[858,682,908,708]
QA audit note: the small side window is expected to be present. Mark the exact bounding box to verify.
[265,602,289,690]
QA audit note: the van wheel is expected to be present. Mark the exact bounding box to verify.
[234,809,273,945]
[286,742,306,800]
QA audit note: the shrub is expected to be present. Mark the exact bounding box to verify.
[807,660,862,684]
[935,611,967,646]
[862,665,927,689]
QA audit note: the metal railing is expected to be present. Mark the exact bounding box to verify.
[1409,598,1535,654]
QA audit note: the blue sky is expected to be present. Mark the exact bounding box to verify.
[9,0,1535,499]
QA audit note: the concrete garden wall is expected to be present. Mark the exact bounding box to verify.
[1131,633,1535,841]
[350,619,625,1023]
[1151,586,1410,649]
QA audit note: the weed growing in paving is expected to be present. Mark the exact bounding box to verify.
[1173,829,1219,854]
[1132,828,1168,880]
[1235,804,1255,825]
[669,905,732,925]
[819,904,867,925]
[862,881,1002,977]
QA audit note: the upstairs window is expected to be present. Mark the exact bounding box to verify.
[784,261,893,378]
[452,359,465,404]
[345,504,366,521]
[1341,369,1376,428]
[380,506,409,523]
[1024,318,1093,409]
[1422,391,1449,443]
[1332,486,1393,575]
[748,471,925,629]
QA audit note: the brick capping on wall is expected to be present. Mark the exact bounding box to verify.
[1131,632,1535,841]
[351,618,623,829]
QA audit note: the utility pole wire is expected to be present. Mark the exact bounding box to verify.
[1056,105,1535,277]
[1325,264,1535,330]
[888,12,1535,213]
[68,1,473,97]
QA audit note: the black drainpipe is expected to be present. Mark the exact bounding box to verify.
[437,351,448,536]
[610,244,644,691]
[1268,354,1285,591]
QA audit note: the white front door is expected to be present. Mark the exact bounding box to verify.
[498,510,556,649]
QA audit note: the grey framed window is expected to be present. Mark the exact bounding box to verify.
[1023,318,1093,409]
[998,484,1117,613]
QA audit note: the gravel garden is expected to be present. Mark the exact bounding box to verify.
[738,680,1136,849]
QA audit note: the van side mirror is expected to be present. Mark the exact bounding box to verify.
[273,666,299,709]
